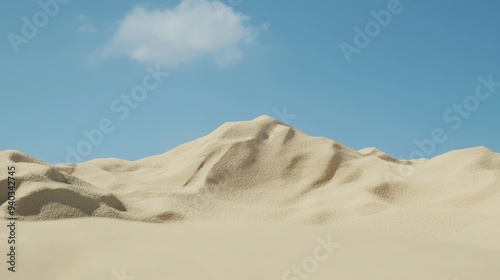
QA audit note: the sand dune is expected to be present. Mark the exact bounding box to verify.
[1,115,499,226]
[1,115,500,279]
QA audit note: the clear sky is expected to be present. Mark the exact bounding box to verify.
[1,0,499,164]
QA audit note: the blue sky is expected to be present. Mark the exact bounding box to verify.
[1,0,499,164]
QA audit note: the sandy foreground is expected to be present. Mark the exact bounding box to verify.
[0,219,499,280]
[1,115,500,279]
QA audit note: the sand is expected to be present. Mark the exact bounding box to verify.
[0,115,499,279]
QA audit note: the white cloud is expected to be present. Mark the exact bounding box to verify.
[102,0,256,67]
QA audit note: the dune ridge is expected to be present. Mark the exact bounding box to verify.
[1,115,499,231]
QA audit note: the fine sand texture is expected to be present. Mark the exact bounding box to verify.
[1,219,499,280]
[0,115,499,279]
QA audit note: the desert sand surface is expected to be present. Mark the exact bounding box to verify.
[1,115,499,279]
[1,219,500,280]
